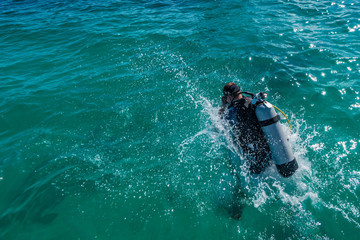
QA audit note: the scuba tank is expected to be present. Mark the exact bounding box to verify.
[242,91,298,177]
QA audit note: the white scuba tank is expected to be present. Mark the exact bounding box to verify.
[252,92,298,177]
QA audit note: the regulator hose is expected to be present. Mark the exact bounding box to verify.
[272,104,292,131]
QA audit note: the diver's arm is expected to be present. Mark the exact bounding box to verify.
[218,106,226,115]
[218,96,227,115]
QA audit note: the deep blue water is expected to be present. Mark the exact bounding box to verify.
[1,0,360,239]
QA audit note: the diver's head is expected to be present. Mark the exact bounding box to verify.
[222,82,242,103]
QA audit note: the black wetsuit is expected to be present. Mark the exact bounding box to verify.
[226,97,271,174]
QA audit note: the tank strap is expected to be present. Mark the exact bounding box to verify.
[258,115,280,127]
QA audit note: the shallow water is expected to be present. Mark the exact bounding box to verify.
[0,0,360,239]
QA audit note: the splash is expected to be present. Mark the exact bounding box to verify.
[176,93,332,236]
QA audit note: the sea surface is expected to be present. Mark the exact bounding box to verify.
[1,0,360,239]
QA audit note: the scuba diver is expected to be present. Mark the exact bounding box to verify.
[219,82,298,176]
[219,82,271,174]
[218,82,298,220]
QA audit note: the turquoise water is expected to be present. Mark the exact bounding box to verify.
[1,0,360,239]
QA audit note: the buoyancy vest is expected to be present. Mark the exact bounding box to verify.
[227,97,271,174]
